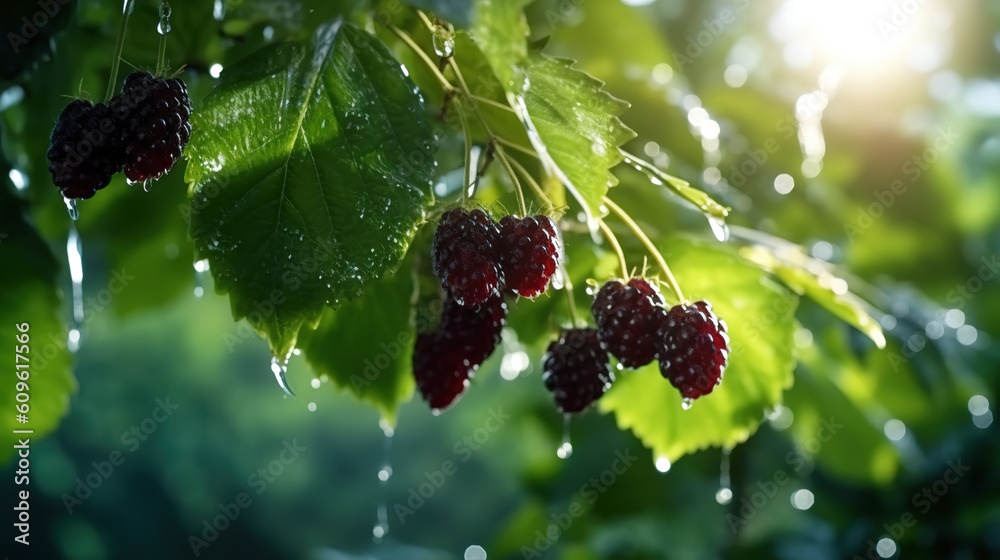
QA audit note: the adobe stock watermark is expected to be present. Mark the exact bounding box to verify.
[853,459,970,560]
[887,253,996,372]
[844,127,958,243]
[61,397,180,513]
[32,266,135,372]
[6,0,73,53]
[877,0,931,41]
[188,439,307,557]
[350,300,443,392]
[393,407,510,524]
[674,0,751,70]
[520,449,638,559]
[726,416,843,533]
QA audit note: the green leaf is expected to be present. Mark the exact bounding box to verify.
[299,259,417,423]
[599,240,798,462]
[510,55,636,225]
[739,243,886,349]
[185,21,436,357]
[0,186,76,460]
[471,0,531,88]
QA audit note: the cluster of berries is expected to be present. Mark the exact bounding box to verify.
[543,277,730,413]
[47,71,192,200]
[414,208,562,411]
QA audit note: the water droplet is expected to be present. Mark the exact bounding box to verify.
[716,447,732,504]
[212,0,225,20]
[708,216,730,241]
[432,30,455,58]
[270,356,296,397]
[464,545,488,560]
[307,402,317,412]
[681,397,694,410]
[655,456,671,472]
[193,259,209,298]
[67,328,81,353]
[373,420,394,543]
[157,1,171,34]
[556,414,573,459]
[64,197,79,221]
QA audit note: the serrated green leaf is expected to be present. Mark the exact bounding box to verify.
[185,21,436,357]
[599,240,798,462]
[299,260,416,423]
[510,55,636,224]
[739,243,886,349]
[0,186,76,460]
[471,0,530,87]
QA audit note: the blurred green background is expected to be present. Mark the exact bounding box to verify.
[2,0,1000,559]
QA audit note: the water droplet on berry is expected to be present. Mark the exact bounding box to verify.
[556,414,574,459]
[270,356,296,397]
[63,197,79,221]
[681,397,694,410]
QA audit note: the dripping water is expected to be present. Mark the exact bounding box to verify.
[681,397,694,410]
[157,1,171,35]
[432,30,455,58]
[66,224,84,352]
[708,216,730,242]
[193,259,209,298]
[373,418,394,543]
[270,354,296,397]
[64,197,79,221]
[715,447,733,505]
[556,414,573,459]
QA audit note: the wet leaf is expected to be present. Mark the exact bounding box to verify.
[471,0,531,87]
[740,243,886,349]
[510,54,635,224]
[299,261,417,423]
[185,21,436,357]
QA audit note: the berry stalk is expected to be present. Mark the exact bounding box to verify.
[597,219,628,278]
[105,0,135,103]
[602,196,686,304]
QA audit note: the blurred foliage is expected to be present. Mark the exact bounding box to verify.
[1,0,999,559]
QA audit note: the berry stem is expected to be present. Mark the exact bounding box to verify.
[597,220,628,278]
[455,101,473,205]
[495,136,539,159]
[495,143,528,216]
[559,264,581,327]
[379,15,454,93]
[602,196,687,304]
[505,154,553,212]
[105,0,135,103]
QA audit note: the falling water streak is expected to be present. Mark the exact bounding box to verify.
[556,414,573,459]
[716,447,733,505]
[65,225,85,352]
[373,418,394,543]
[270,355,295,397]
